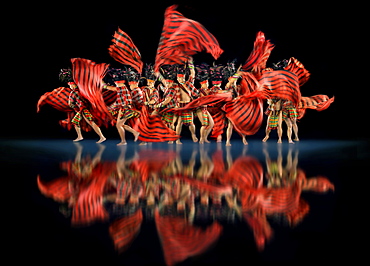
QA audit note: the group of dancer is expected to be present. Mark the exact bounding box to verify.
[37,5,334,145]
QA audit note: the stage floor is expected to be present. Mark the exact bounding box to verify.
[3,138,366,265]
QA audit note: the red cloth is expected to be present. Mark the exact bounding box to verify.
[71,58,112,125]
[297,95,335,119]
[108,28,143,74]
[154,5,223,72]
[242,31,275,75]
[283,57,311,87]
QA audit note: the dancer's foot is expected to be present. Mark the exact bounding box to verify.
[262,136,269,142]
[134,132,140,142]
[205,139,210,143]
[192,134,198,142]
[117,141,127,146]
[277,139,282,143]
[288,140,295,144]
[97,137,106,143]
[176,140,182,145]
[242,138,248,145]
[294,138,300,141]
[226,141,231,146]
[73,137,83,142]
[168,141,174,144]
[139,142,147,146]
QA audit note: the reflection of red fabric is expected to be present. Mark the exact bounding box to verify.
[154,5,223,72]
[154,209,222,266]
[243,212,272,251]
[37,175,71,202]
[130,149,177,182]
[70,162,116,226]
[109,209,143,253]
[223,156,264,189]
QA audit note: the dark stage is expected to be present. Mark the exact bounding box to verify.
[3,138,366,265]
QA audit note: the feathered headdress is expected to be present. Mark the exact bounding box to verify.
[160,65,177,81]
[223,59,238,80]
[107,67,128,82]
[142,63,156,81]
[272,59,288,70]
[210,64,224,83]
[127,68,140,82]
[59,68,73,83]
[195,63,210,82]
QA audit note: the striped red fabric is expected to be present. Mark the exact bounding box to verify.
[37,87,72,113]
[297,95,335,119]
[283,57,311,86]
[154,5,223,72]
[258,70,302,107]
[136,106,180,142]
[155,209,222,266]
[109,210,143,253]
[71,58,112,125]
[108,28,143,74]
[242,31,275,74]
[224,97,264,136]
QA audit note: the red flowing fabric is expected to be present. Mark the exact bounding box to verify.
[154,5,223,72]
[297,95,335,119]
[154,209,222,266]
[283,57,311,87]
[37,86,117,131]
[242,31,275,76]
[223,72,264,136]
[108,27,143,74]
[258,70,302,107]
[136,106,180,142]
[71,58,112,125]
[109,210,143,253]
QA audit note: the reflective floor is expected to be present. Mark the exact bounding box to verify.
[3,138,366,265]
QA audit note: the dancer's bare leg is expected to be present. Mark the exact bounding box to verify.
[292,119,299,141]
[175,117,183,144]
[82,115,106,143]
[123,124,140,142]
[204,111,214,143]
[116,111,127,145]
[277,112,283,143]
[285,118,294,144]
[73,125,84,142]
[262,115,271,142]
[225,120,233,146]
[242,134,248,145]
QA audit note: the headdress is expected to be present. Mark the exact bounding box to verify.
[210,64,224,84]
[272,59,288,70]
[195,63,210,83]
[160,65,177,82]
[142,63,156,81]
[59,68,73,83]
[223,59,237,80]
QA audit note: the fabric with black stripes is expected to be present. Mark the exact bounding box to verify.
[154,5,223,72]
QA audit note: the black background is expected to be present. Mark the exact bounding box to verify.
[6,1,356,141]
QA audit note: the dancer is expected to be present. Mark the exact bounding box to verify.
[60,69,107,143]
[174,62,199,144]
[104,68,140,145]
[262,98,284,143]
